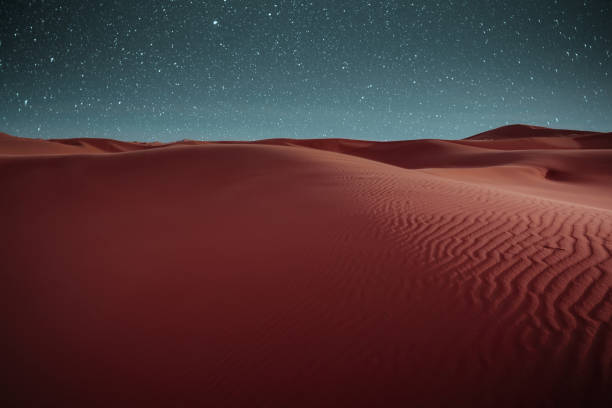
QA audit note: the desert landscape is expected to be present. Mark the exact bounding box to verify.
[1,124,611,407]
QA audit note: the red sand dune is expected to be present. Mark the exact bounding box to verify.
[1,125,611,407]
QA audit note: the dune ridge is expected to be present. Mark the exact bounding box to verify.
[1,125,611,407]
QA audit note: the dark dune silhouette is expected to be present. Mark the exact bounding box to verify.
[1,125,611,407]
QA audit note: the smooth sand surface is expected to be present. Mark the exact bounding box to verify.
[1,125,611,407]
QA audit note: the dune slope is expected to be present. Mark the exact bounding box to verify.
[1,126,611,407]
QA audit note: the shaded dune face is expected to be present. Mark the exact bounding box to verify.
[1,126,611,407]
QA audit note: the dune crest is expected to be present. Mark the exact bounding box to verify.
[1,126,611,407]
[466,124,599,140]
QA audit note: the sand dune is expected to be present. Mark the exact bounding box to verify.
[1,126,611,407]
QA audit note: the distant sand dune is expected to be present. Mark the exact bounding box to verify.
[1,126,611,407]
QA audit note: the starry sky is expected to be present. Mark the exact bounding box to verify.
[1,0,611,141]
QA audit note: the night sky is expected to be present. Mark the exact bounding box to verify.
[1,0,611,142]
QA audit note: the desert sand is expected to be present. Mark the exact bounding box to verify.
[1,125,611,407]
